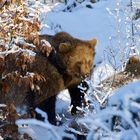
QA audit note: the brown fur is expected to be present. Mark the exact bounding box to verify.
[1,53,64,106]
[0,56,5,75]
[125,56,140,76]
[42,32,97,88]
[0,32,97,114]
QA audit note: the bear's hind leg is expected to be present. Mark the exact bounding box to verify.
[36,96,57,125]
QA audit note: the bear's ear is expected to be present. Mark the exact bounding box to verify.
[59,42,72,53]
[89,39,97,48]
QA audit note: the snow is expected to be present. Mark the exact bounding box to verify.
[77,81,140,140]
[17,0,140,139]
[1,0,140,139]
[17,119,62,140]
[56,90,70,114]
[40,0,134,66]
[92,61,115,85]
[108,80,140,111]
[17,118,76,140]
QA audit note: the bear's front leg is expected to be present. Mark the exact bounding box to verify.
[68,80,89,115]
[35,96,57,125]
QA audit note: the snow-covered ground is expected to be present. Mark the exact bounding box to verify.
[40,0,140,67]
[80,80,140,140]
[2,0,140,139]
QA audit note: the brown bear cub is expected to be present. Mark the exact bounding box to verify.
[35,32,97,124]
[1,32,97,125]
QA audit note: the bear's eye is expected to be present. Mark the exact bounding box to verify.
[76,62,82,68]
[75,62,82,72]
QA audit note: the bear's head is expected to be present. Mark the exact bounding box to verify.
[58,38,97,88]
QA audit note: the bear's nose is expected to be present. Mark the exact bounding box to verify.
[81,73,89,79]
[85,73,90,77]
